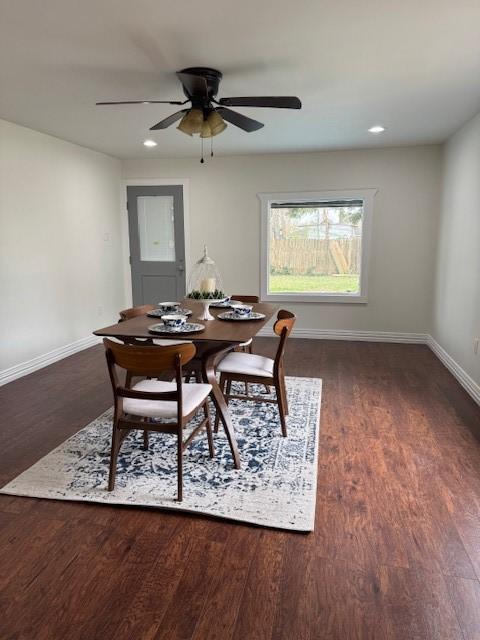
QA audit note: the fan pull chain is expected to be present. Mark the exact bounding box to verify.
[211,137,214,157]
[200,137,204,164]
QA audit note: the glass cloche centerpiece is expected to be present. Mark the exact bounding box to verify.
[186,245,227,320]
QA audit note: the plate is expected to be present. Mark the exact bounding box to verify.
[148,322,205,335]
[217,311,266,321]
[210,299,241,308]
[147,307,192,318]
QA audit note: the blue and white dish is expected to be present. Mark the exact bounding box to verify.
[217,311,266,321]
[157,301,181,313]
[147,307,192,318]
[148,322,205,335]
[230,303,253,317]
[161,314,187,329]
[209,296,232,308]
[210,297,242,308]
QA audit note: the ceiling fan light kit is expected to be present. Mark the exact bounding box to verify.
[96,66,301,163]
[206,110,227,136]
[177,108,204,136]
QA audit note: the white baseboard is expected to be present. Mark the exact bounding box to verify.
[2,328,478,408]
[0,335,101,387]
[427,336,480,406]
[257,327,429,343]
[257,327,479,406]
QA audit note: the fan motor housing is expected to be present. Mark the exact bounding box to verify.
[179,67,222,103]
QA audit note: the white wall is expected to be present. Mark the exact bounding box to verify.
[123,145,442,334]
[0,119,125,372]
[432,112,480,386]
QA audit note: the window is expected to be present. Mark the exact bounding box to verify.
[259,189,376,303]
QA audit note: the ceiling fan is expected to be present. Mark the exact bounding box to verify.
[97,66,302,141]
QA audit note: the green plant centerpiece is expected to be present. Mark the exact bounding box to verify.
[187,246,227,320]
[187,288,226,300]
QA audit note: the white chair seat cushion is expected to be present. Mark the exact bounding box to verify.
[123,379,211,419]
[217,352,274,378]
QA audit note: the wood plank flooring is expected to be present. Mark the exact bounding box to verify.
[1,339,480,639]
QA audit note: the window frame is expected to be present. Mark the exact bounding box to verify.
[258,188,377,303]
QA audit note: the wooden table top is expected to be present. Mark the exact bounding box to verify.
[94,300,277,344]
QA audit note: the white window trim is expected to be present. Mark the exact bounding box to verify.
[258,188,377,303]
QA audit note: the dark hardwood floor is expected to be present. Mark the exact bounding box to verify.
[1,339,480,639]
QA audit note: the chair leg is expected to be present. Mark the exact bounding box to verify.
[177,432,183,502]
[275,380,288,437]
[214,374,227,433]
[143,429,149,451]
[108,425,121,491]
[195,370,202,383]
[204,401,215,458]
[281,372,289,415]
[185,371,192,383]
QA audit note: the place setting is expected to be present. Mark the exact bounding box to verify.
[148,311,204,335]
[146,301,193,318]
[217,302,266,321]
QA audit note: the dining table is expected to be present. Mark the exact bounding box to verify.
[93,299,277,470]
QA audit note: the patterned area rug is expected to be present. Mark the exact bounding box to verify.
[0,377,322,531]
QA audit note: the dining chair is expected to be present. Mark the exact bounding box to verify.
[183,295,259,385]
[103,339,214,501]
[119,304,156,321]
[231,295,259,354]
[214,310,295,437]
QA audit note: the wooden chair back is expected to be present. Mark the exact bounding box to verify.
[103,339,196,419]
[119,304,156,322]
[273,310,296,338]
[104,338,195,378]
[273,310,296,374]
[231,295,260,303]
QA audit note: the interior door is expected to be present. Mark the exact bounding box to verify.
[127,185,186,305]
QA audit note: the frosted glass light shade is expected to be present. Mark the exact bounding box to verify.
[200,120,212,138]
[177,109,204,136]
[207,110,227,136]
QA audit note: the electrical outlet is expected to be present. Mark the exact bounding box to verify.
[103,232,110,242]
[475,338,480,355]
[97,306,103,316]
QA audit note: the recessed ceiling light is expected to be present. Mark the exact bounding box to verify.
[143,139,157,147]
[368,125,386,134]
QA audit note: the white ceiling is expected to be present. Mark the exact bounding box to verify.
[1,0,480,159]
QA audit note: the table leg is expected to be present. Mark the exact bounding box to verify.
[199,342,241,470]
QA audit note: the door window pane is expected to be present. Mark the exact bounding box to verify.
[137,195,176,262]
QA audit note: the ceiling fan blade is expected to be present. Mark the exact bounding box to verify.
[216,107,264,132]
[176,71,208,98]
[96,100,186,105]
[150,109,188,130]
[219,96,301,109]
